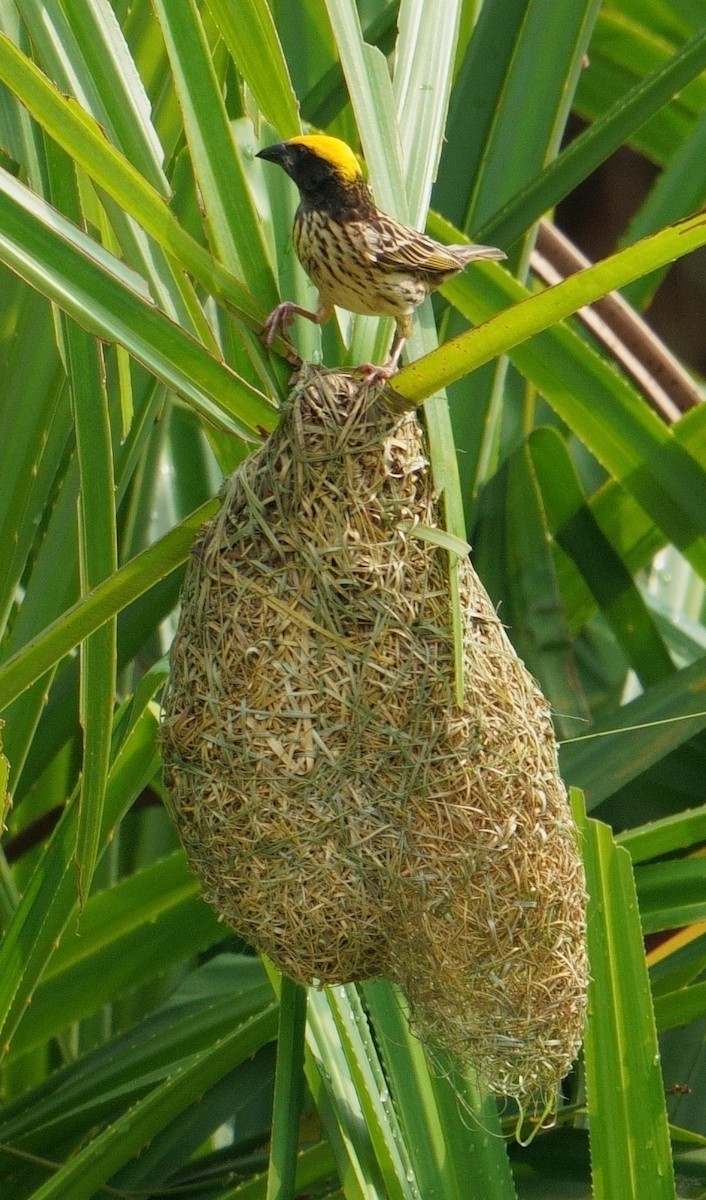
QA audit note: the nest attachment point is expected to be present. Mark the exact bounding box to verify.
[162,365,588,1103]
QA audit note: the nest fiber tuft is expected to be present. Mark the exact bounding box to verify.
[162,365,588,1101]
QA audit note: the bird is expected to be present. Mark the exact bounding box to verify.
[256,134,506,380]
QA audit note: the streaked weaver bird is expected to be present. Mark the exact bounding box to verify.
[257,135,506,380]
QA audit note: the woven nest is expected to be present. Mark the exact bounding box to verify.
[162,365,588,1103]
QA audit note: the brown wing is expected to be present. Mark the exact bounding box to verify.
[356,212,462,276]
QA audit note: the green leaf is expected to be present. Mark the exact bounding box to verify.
[10,0,226,340]
[560,656,706,808]
[364,979,518,1200]
[0,169,276,439]
[622,101,706,309]
[483,0,600,229]
[0,281,63,640]
[0,31,268,327]
[50,129,118,902]
[218,1140,338,1200]
[0,956,272,1150]
[152,0,277,301]
[504,442,589,737]
[267,975,308,1200]
[575,791,676,1200]
[394,207,706,406]
[575,7,706,166]
[393,0,465,225]
[410,525,470,558]
[7,852,224,1058]
[439,0,598,236]
[0,501,217,712]
[294,974,417,1200]
[205,0,300,137]
[68,321,117,903]
[0,676,164,1061]
[421,217,706,591]
[529,426,674,687]
[553,403,706,634]
[617,802,706,864]
[476,25,706,249]
[635,858,706,935]
[324,0,468,700]
[25,1005,278,1200]
[654,982,706,1033]
[12,0,167,189]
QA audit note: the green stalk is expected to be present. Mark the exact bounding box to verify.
[266,977,308,1200]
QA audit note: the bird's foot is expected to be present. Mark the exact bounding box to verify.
[261,302,299,359]
[353,332,407,389]
[354,359,399,388]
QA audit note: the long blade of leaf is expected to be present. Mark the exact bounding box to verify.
[0,169,276,438]
[152,0,277,300]
[529,427,675,688]
[26,1006,278,1200]
[0,32,268,326]
[13,0,167,188]
[561,656,706,808]
[205,0,300,136]
[267,977,308,1200]
[0,679,164,1060]
[394,207,706,405]
[66,320,117,902]
[41,134,118,903]
[364,980,518,1200]
[401,217,706,589]
[575,792,676,1199]
[476,25,706,248]
[6,853,224,1058]
[617,803,706,864]
[12,0,223,336]
[0,501,217,712]
[308,983,417,1200]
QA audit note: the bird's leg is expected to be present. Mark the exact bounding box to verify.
[262,301,315,346]
[355,325,408,385]
[384,331,407,373]
[262,297,332,360]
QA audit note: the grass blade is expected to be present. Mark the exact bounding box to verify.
[205,0,300,137]
[0,170,275,438]
[575,791,676,1199]
[152,0,277,300]
[0,501,216,711]
[394,206,706,406]
[0,681,164,1060]
[267,977,308,1200]
[477,25,706,248]
[0,32,268,326]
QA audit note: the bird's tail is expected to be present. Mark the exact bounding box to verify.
[449,242,506,266]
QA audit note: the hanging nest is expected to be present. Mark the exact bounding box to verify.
[162,364,588,1104]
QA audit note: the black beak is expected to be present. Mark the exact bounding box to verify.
[256,143,288,165]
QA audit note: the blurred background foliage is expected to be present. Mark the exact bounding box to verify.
[0,1,706,1197]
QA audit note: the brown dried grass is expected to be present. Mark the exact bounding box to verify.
[162,365,588,1103]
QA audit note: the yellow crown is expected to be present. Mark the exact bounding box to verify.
[288,135,362,182]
